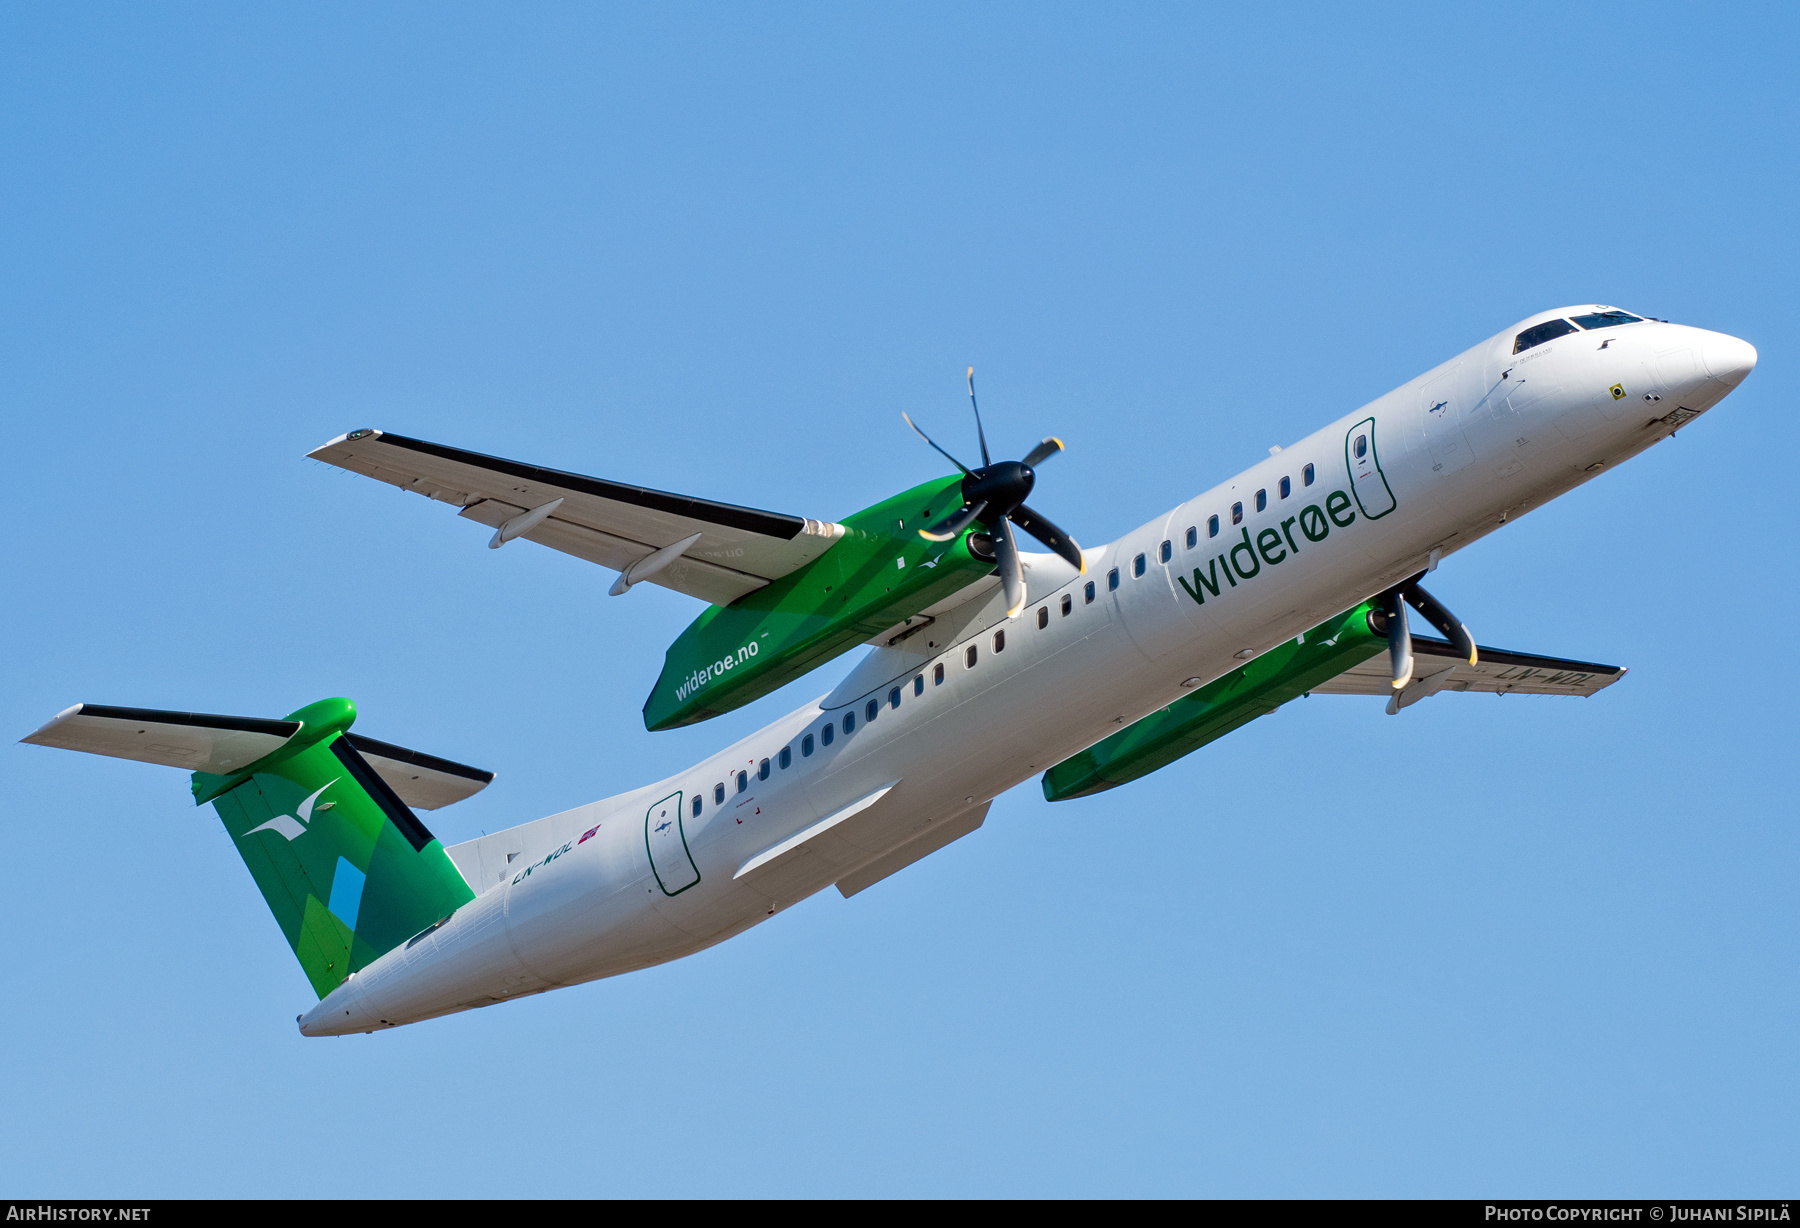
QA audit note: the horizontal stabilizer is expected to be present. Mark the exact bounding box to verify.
[338,734,494,810]
[21,704,493,809]
[21,704,299,775]
[308,429,844,606]
[1309,634,1624,703]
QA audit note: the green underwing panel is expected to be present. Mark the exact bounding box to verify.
[644,474,997,730]
[1040,603,1385,801]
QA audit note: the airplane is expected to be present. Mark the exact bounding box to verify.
[20,305,1756,1036]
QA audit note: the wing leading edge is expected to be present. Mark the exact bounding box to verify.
[307,430,844,606]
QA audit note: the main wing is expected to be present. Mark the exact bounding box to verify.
[1310,633,1625,710]
[308,430,845,606]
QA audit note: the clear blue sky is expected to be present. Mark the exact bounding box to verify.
[3,2,1795,1198]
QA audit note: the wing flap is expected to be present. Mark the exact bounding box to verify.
[308,430,844,604]
[455,498,769,606]
[1310,634,1625,699]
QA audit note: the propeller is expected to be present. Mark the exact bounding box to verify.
[1371,574,1478,692]
[902,367,1085,619]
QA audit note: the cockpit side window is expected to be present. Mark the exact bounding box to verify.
[1571,310,1644,330]
[1513,319,1578,354]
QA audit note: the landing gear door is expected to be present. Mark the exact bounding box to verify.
[1345,417,1396,520]
[645,792,700,896]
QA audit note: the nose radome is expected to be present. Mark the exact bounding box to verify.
[1702,333,1758,387]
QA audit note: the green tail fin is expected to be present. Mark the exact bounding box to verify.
[193,698,476,998]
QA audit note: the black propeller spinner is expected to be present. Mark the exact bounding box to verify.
[901,367,1085,619]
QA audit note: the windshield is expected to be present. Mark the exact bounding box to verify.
[1513,318,1578,354]
[1571,309,1644,330]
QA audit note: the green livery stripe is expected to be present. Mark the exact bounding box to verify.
[197,698,476,998]
[1040,604,1385,801]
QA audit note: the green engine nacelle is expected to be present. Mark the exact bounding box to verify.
[643,474,997,731]
[1039,602,1387,800]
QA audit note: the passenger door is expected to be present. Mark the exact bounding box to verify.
[1345,417,1397,520]
[645,792,700,896]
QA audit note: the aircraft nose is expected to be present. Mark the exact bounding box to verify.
[1701,332,1758,388]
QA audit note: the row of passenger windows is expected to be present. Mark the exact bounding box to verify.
[685,452,1342,815]
[683,571,1110,817]
[1095,461,1330,590]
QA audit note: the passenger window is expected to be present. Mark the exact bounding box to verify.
[1279,476,1290,499]
[843,712,855,734]
[1133,553,1146,577]
[865,699,879,722]
[965,645,978,668]
[758,758,770,781]
[1108,568,1120,591]
[914,674,924,695]
[1084,580,1095,603]
[692,795,702,817]
[1303,463,1315,486]
[1354,434,1368,459]
[1255,489,1267,512]
[993,630,1005,653]
[1159,540,1172,563]
[714,782,725,805]
[802,733,814,757]
[934,662,945,684]
[779,746,792,769]
[1185,526,1197,549]
[821,722,834,746]
[889,686,901,709]
[1208,514,1220,537]
[1513,318,1578,353]
[1231,502,1243,525]
[1037,606,1049,629]
[1060,594,1072,616]
[736,771,748,792]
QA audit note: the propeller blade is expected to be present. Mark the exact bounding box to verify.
[993,517,1026,619]
[1401,580,1477,665]
[967,367,992,467]
[1021,437,1064,469]
[1010,503,1085,573]
[918,499,988,543]
[1381,587,1414,690]
[901,413,973,476]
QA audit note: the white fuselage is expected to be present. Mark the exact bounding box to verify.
[301,308,1756,1036]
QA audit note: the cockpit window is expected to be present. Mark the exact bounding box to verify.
[1513,318,1578,354]
[1571,310,1644,330]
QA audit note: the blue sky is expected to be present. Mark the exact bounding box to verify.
[3,2,1795,1197]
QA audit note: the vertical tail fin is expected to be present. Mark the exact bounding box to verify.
[25,697,480,998]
